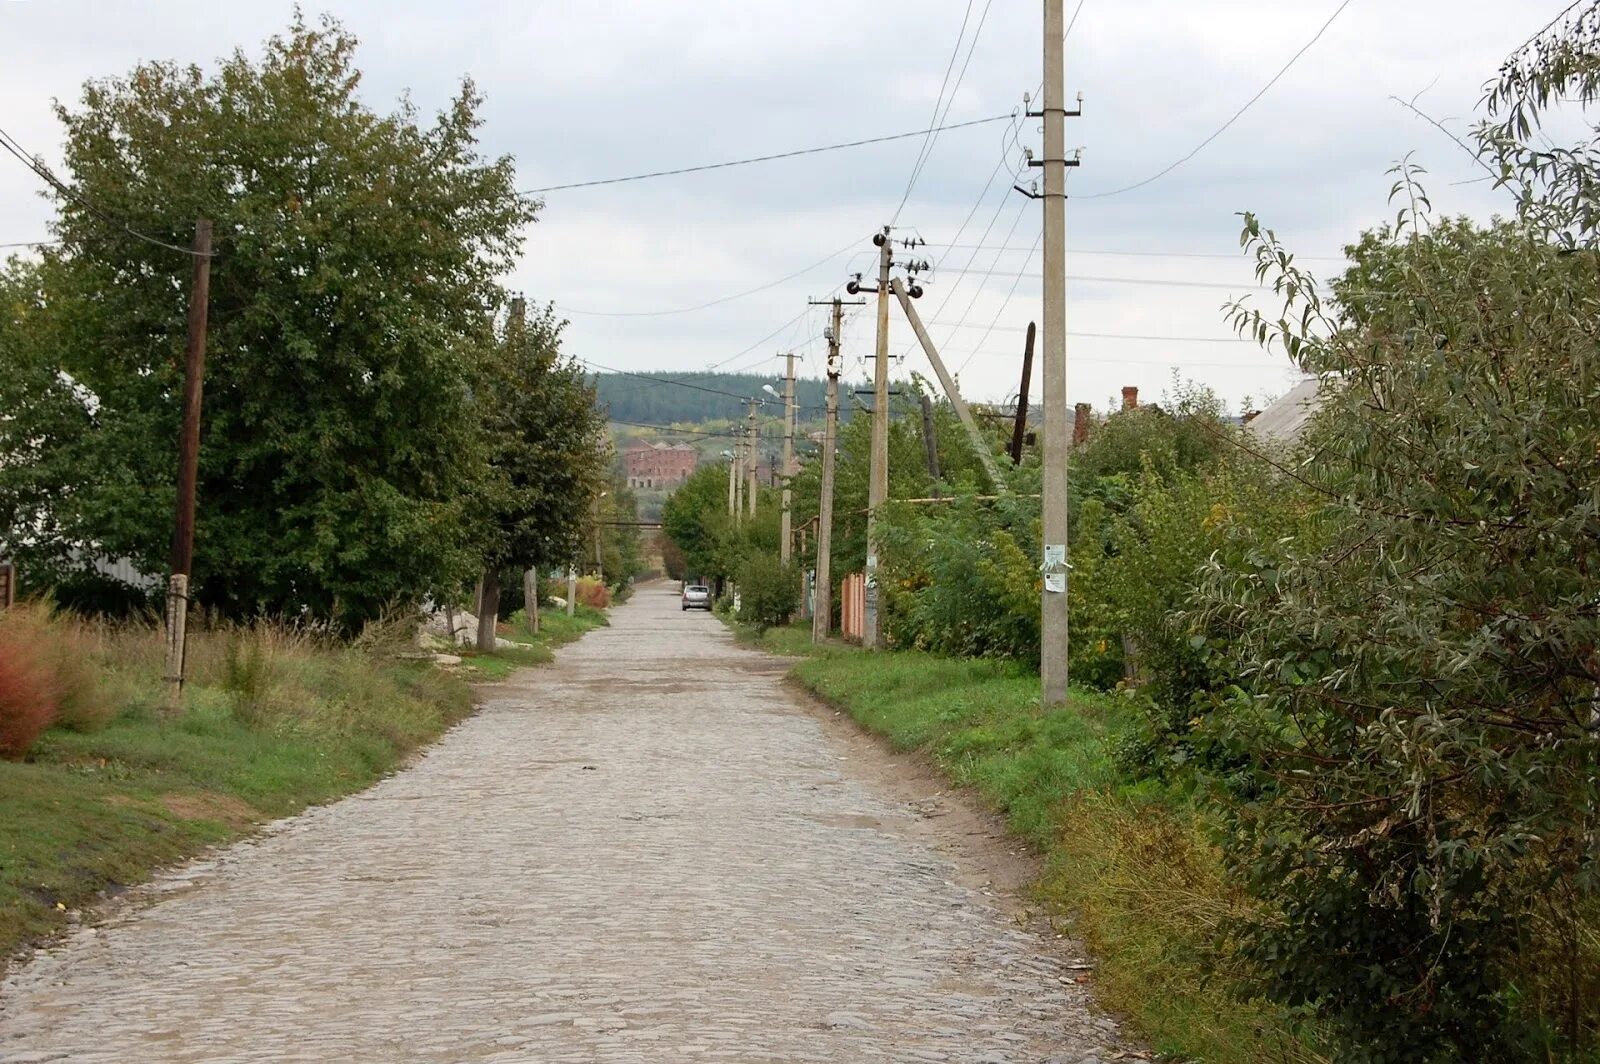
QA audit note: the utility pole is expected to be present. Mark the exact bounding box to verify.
[594,493,605,584]
[779,353,796,564]
[892,278,1006,490]
[733,425,745,521]
[919,392,941,490]
[746,398,760,518]
[1011,322,1036,465]
[727,447,738,517]
[1037,0,1081,707]
[567,562,577,617]
[864,228,892,649]
[165,218,212,707]
[810,295,862,643]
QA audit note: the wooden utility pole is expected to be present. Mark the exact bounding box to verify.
[891,278,1006,490]
[779,352,796,565]
[919,393,941,490]
[1039,0,1075,707]
[810,295,861,643]
[864,228,892,649]
[1011,322,1036,465]
[164,218,213,706]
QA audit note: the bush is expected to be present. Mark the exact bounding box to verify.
[0,615,60,757]
[573,576,610,610]
[735,553,799,633]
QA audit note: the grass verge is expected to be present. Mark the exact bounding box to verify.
[448,604,608,681]
[0,602,600,972]
[750,620,1325,1064]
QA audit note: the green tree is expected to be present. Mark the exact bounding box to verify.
[473,301,607,638]
[0,14,532,630]
[1197,14,1600,1055]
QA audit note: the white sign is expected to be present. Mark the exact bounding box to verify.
[1045,573,1066,594]
[1041,544,1066,572]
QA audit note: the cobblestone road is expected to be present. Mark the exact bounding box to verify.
[0,585,1131,1063]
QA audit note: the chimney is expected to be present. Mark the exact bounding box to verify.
[1072,402,1091,446]
[1121,385,1138,410]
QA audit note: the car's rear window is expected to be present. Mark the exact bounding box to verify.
[687,586,708,592]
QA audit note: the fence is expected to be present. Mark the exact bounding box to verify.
[840,572,865,643]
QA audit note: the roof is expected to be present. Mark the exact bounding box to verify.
[1246,378,1323,444]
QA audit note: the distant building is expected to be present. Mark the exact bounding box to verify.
[1245,378,1323,444]
[624,440,698,489]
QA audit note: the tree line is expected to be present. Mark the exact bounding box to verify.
[0,14,628,631]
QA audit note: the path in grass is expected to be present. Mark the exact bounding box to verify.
[0,584,1133,1063]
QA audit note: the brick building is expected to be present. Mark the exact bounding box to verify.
[624,440,699,489]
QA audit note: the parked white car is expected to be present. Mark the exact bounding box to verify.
[681,584,712,611]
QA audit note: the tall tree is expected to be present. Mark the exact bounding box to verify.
[473,300,607,648]
[0,14,534,629]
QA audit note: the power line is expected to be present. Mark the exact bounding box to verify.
[893,0,997,225]
[0,239,60,250]
[706,307,812,371]
[928,268,1271,291]
[1077,0,1354,199]
[554,237,859,317]
[934,319,1253,343]
[578,360,755,401]
[0,125,210,258]
[518,113,1015,196]
[955,227,1042,375]
[893,0,977,226]
[924,240,1348,262]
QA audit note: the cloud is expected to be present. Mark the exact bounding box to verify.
[0,0,1559,411]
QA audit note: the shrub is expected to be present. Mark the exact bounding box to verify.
[0,619,60,757]
[735,553,799,633]
[574,576,610,609]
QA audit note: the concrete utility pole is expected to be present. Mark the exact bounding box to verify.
[594,492,606,584]
[567,563,577,617]
[1011,322,1037,465]
[726,447,738,517]
[1038,0,1079,707]
[733,426,744,521]
[780,353,796,565]
[746,398,760,518]
[165,218,212,707]
[864,228,892,649]
[810,295,861,643]
[892,278,1006,490]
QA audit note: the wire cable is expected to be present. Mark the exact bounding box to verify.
[0,125,211,258]
[519,114,1014,196]
[894,0,996,225]
[1077,0,1354,200]
[554,237,859,318]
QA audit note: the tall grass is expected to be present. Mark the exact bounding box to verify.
[0,604,475,967]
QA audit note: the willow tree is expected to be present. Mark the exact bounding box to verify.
[1200,7,1600,1057]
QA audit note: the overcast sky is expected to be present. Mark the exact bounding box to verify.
[0,1,1560,410]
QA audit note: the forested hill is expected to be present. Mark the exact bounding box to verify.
[591,371,861,426]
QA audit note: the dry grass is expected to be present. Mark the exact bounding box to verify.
[0,604,480,965]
